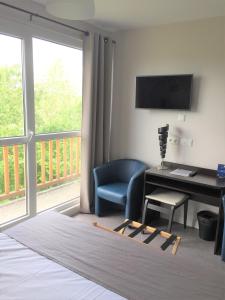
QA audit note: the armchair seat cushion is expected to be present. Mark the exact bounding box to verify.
[97,182,128,205]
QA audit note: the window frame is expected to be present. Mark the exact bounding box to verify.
[0,17,82,230]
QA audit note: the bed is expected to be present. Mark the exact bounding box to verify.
[0,233,124,300]
[1,212,225,300]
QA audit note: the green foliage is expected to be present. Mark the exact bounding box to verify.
[0,62,82,197]
[35,60,82,133]
[0,65,24,137]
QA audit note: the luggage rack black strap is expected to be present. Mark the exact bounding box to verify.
[128,224,146,238]
[143,229,160,244]
[113,219,132,232]
[161,235,177,251]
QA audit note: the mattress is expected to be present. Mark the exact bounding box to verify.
[0,233,125,300]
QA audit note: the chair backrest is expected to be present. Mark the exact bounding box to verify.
[109,159,146,183]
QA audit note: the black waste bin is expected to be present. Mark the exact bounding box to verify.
[197,211,218,241]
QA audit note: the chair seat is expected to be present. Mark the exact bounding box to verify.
[97,182,128,205]
[146,188,188,206]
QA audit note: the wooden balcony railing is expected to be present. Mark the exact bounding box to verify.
[0,136,81,201]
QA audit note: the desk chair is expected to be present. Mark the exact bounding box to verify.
[142,188,189,232]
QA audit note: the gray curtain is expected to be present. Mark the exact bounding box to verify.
[80,33,115,213]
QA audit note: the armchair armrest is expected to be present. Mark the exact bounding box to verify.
[126,166,146,220]
[127,167,146,194]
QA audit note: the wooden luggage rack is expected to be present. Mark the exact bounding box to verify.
[93,220,181,255]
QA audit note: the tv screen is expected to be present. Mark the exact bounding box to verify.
[135,74,193,109]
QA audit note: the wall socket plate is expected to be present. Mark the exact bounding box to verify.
[168,136,193,147]
[178,114,186,122]
[180,137,193,147]
[168,135,180,145]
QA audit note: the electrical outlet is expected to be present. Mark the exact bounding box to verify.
[180,138,193,147]
[168,135,180,145]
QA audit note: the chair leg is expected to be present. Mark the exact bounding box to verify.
[141,199,149,225]
[167,206,175,233]
[183,200,188,229]
[95,196,103,217]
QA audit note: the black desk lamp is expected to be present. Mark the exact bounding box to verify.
[158,124,169,170]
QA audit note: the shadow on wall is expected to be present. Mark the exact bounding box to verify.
[190,75,201,112]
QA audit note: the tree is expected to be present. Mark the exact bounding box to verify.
[35,60,82,133]
[0,65,24,138]
[0,62,82,196]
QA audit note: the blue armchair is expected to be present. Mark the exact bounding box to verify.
[93,159,146,220]
[222,197,225,261]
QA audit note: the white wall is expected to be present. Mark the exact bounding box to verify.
[111,17,225,227]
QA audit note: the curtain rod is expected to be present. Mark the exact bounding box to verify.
[0,1,89,36]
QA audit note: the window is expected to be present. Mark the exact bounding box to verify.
[33,38,82,212]
[0,34,27,224]
[0,34,24,138]
[0,28,82,227]
[33,38,82,134]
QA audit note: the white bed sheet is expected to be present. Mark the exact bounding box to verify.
[0,233,126,300]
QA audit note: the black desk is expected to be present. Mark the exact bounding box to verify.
[144,161,225,254]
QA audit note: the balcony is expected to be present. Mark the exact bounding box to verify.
[0,136,81,225]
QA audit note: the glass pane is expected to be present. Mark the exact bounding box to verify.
[33,38,83,134]
[0,144,27,224]
[36,137,80,213]
[0,34,24,138]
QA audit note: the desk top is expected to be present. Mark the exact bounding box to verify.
[146,161,225,190]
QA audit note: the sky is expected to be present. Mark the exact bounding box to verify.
[0,34,83,96]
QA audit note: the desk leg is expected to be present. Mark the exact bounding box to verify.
[140,174,147,223]
[214,194,224,255]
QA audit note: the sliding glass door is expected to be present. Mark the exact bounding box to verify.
[32,38,82,213]
[0,34,27,224]
[0,26,82,227]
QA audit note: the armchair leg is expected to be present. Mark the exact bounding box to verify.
[95,196,103,217]
[125,205,135,221]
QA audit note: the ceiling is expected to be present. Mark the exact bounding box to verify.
[33,0,225,31]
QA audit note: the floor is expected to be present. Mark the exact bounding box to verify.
[0,180,80,224]
[74,211,225,269]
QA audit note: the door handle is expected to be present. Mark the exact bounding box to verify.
[27,130,34,143]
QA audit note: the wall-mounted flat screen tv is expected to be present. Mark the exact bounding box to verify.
[135,74,193,110]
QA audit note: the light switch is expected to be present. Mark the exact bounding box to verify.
[178,114,186,122]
